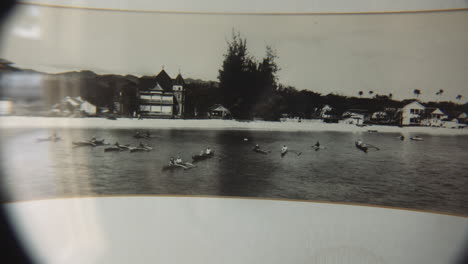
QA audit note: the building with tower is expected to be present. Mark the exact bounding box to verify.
[137,68,186,118]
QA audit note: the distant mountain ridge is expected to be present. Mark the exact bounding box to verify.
[0,59,218,107]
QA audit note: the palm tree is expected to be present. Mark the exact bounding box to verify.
[368,91,374,97]
[456,94,462,102]
[436,89,444,101]
[413,89,421,98]
[358,91,363,98]
[389,93,393,99]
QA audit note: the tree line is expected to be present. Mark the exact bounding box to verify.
[184,31,467,120]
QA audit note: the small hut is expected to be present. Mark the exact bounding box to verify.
[208,104,231,119]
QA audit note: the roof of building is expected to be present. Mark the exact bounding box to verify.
[458,112,468,118]
[155,69,174,92]
[209,104,230,112]
[402,101,425,110]
[173,73,185,86]
[431,108,444,115]
[150,82,164,91]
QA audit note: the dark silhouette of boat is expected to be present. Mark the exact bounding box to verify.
[192,151,215,162]
[355,142,368,153]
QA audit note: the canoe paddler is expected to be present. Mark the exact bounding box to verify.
[205,147,212,155]
[169,157,176,166]
[281,145,288,153]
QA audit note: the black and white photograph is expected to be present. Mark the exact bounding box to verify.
[1,1,468,264]
[1,2,467,215]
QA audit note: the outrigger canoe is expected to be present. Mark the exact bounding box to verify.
[104,145,132,152]
[355,142,368,153]
[104,146,124,152]
[162,163,196,171]
[312,146,325,151]
[410,136,424,141]
[73,141,96,147]
[73,139,108,147]
[130,146,153,152]
[37,137,61,142]
[253,148,269,154]
[192,151,214,162]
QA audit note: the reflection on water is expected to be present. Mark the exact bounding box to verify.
[1,128,467,214]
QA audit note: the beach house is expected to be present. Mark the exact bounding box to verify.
[423,108,448,127]
[457,112,467,124]
[341,110,368,125]
[397,101,426,126]
[138,69,185,118]
[319,105,334,118]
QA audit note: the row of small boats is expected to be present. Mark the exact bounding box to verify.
[71,139,153,152]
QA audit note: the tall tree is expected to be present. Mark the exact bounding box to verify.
[252,46,280,117]
[413,89,421,98]
[218,30,256,119]
[456,94,462,102]
[218,31,281,120]
[358,91,363,97]
[368,91,374,96]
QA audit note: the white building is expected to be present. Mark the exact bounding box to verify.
[341,111,365,125]
[442,119,466,129]
[139,83,174,117]
[422,108,447,127]
[398,101,425,126]
[138,69,185,118]
[457,112,467,123]
[320,105,334,118]
[51,96,96,116]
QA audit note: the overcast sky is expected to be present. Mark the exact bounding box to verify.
[1,4,467,102]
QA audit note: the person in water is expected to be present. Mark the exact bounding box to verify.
[145,131,150,138]
[90,137,97,142]
[314,141,320,147]
[254,144,260,150]
[175,157,183,164]
[139,142,145,148]
[115,142,120,147]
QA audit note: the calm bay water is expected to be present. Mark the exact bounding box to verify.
[1,128,467,214]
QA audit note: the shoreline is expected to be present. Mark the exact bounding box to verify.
[1,116,467,135]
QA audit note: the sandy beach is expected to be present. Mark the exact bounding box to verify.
[1,116,467,135]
